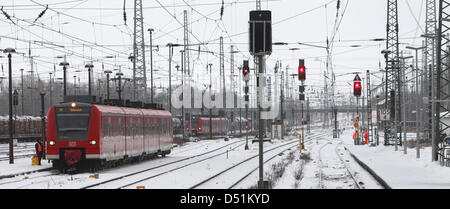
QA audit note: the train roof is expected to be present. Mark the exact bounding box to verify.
[94,104,171,117]
[53,102,171,117]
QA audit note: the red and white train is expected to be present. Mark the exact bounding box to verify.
[186,116,230,136]
[46,102,172,170]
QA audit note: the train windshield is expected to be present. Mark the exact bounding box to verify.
[191,117,198,129]
[56,112,91,141]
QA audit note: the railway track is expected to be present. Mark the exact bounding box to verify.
[318,139,363,189]
[0,169,59,188]
[228,132,330,189]
[1,139,245,189]
[80,139,246,189]
[171,140,221,155]
[0,153,35,161]
[83,133,321,189]
[190,133,329,189]
[0,148,36,156]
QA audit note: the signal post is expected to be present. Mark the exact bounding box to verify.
[249,9,272,189]
[353,74,362,145]
[243,60,250,150]
[298,59,306,151]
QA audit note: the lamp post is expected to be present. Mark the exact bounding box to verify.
[148,28,155,104]
[116,72,124,105]
[179,50,186,142]
[104,70,112,100]
[4,47,16,164]
[398,54,414,155]
[73,75,77,95]
[128,54,135,100]
[13,89,18,152]
[20,68,24,115]
[167,43,183,112]
[49,72,53,106]
[40,91,46,159]
[59,61,69,98]
[421,33,437,161]
[85,63,94,96]
[208,63,213,140]
[406,45,425,159]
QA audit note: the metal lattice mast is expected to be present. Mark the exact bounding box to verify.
[367,70,374,143]
[425,0,437,146]
[436,0,450,161]
[183,10,190,77]
[133,0,147,102]
[220,36,225,111]
[385,0,400,146]
[230,45,235,122]
[183,10,192,135]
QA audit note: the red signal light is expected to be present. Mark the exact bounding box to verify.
[243,60,250,79]
[299,66,305,73]
[243,67,249,76]
[298,59,305,81]
[298,66,305,80]
[353,81,361,96]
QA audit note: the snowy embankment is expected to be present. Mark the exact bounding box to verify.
[342,130,450,189]
[0,143,52,178]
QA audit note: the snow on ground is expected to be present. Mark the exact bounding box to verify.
[342,129,450,189]
[122,135,301,189]
[0,142,52,178]
[292,131,382,189]
[233,129,383,189]
[6,124,448,189]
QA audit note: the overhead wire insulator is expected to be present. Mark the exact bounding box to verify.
[220,0,224,20]
[123,0,127,25]
[33,5,48,23]
[1,6,15,25]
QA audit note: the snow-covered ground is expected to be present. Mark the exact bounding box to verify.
[230,129,383,189]
[0,135,312,189]
[342,129,450,189]
[3,125,446,189]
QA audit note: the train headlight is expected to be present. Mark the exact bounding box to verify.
[89,140,97,145]
[49,140,56,146]
[71,102,76,108]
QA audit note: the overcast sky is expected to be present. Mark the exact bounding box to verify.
[0,0,427,101]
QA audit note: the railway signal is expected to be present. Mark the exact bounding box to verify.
[242,60,250,150]
[298,59,305,81]
[353,74,361,97]
[243,60,250,81]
